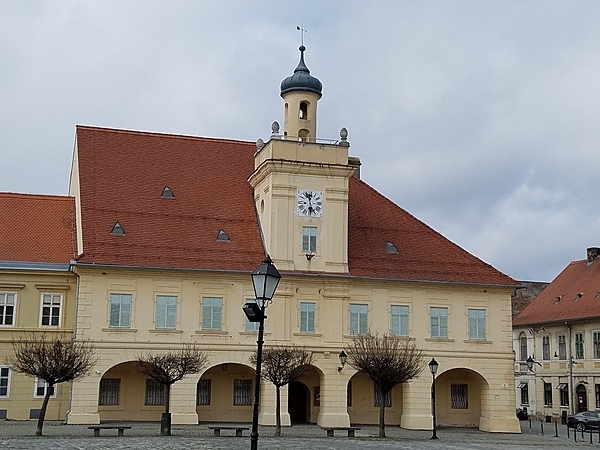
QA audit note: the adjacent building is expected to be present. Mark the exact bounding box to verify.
[0,193,76,420]
[513,247,600,423]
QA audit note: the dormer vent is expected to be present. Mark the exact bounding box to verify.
[575,292,584,301]
[554,295,563,303]
[587,247,600,264]
[110,222,125,235]
[216,229,230,242]
[161,186,174,198]
[386,241,398,254]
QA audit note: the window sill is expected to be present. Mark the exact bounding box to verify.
[195,330,228,335]
[239,331,271,336]
[102,328,137,333]
[150,329,183,334]
[425,338,455,342]
[463,339,492,344]
[293,332,322,337]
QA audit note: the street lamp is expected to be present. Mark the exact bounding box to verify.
[244,256,281,450]
[338,350,347,372]
[429,357,439,440]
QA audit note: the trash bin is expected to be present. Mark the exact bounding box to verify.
[161,412,171,435]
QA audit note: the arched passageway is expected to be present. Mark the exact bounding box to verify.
[346,371,403,425]
[435,368,487,428]
[288,365,322,424]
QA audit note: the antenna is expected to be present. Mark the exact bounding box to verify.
[296,24,307,46]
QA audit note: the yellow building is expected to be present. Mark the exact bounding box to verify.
[0,193,76,420]
[514,247,600,424]
[65,46,520,432]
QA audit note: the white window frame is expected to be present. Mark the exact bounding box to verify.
[39,293,63,327]
[202,297,223,331]
[467,308,486,340]
[155,295,177,329]
[390,305,409,337]
[34,378,56,398]
[109,293,132,328]
[302,226,318,253]
[0,366,11,398]
[0,292,16,327]
[430,306,449,338]
[299,302,316,333]
[349,303,368,335]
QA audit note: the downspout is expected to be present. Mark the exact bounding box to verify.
[65,263,80,423]
[566,321,574,415]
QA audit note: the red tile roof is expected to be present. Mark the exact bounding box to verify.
[348,177,516,285]
[0,193,75,263]
[74,126,516,286]
[514,258,600,326]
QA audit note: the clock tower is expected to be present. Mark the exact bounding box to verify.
[248,46,356,273]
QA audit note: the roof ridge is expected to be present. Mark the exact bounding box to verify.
[0,192,73,200]
[76,125,255,146]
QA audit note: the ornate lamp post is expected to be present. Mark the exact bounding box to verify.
[244,256,281,450]
[429,357,439,440]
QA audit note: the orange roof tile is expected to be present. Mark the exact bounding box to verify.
[513,258,600,326]
[0,193,75,264]
[75,126,516,286]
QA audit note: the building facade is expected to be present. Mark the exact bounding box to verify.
[513,247,600,424]
[0,193,76,420]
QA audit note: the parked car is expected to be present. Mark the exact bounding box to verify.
[567,411,600,431]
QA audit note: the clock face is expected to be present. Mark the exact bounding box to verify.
[297,190,323,217]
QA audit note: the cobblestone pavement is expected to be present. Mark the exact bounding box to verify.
[0,420,596,449]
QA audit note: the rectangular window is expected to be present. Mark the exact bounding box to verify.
[468,309,486,340]
[520,383,529,405]
[558,383,569,406]
[302,227,317,253]
[0,367,10,398]
[300,302,316,333]
[34,378,55,398]
[349,304,368,335]
[594,332,600,359]
[233,379,252,406]
[374,384,392,407]
[451,384,468,409]
[197,379,211,405]
[430,307,448,338]
[155,295,177,329]
[390,305,409,337]
[245,299,260,332]
[99,378,120,406]
[145,379,165,405]
[542,336,550,360]
[0,293,16,326]
[544,382,553,407]
[40,294,62,327]
[575,332,584,359]
[558,335,566,360]
[596,384,600,409]
[202,297,223,330]
[109,293,132,328]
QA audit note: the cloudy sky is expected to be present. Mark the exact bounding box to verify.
[1,1,599,282]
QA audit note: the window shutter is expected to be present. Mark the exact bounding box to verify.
[121,296,131,327]
[307,304,315,332]
[166,297,177,329]
[349,306,358,335]
[109,298,120,327]
[359,306,368,335]
[156,297,166,328]
[439,310,448,337]
[202,300,212,329]
[213,299,222,330]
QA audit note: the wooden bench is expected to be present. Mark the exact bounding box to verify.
[322,426,361,437]
[88,425,132,437]
[208,425,250,437]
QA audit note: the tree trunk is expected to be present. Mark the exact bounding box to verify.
[162,384,171,436]
[379,391,386,438]
[36,383,54,436]
[275,384,281,436]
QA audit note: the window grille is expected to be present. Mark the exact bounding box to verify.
[451,384,468,409]
[99,378,120,405]
[197,379,211,405]
[374,384,392,407]
[233,379,252,406]
[145,379,165,405]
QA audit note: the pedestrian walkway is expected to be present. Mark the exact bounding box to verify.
[0,420,593,449]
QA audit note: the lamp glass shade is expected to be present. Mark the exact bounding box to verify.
[251,257,281,301]
[526,356,534,370]
[428,357,439,374]
[339,350,347,366]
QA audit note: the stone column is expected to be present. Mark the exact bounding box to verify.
[170,376,199,424]
[259,382,291,426]
[401,378,432,430]
[317,369,350,428]
[66,377,101,424]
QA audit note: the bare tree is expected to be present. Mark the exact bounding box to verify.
[250,345,312,436]
[346,333,425,437]
[136,343,209,435]
[7,333,98,436]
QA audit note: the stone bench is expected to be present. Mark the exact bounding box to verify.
[88,425,132,437]
[208,425,250,437]
[321,426,361,437]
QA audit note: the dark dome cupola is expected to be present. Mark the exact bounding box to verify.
[280,45,323,98]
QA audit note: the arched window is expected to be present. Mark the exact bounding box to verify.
[298,129,310,142]
[299,102,308,120]
[519,332,527,361]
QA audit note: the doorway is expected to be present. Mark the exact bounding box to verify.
[576,384,588,413]
[288,381,309,423]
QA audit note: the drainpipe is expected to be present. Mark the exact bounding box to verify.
[566,321,574,415]
[65,264,80,423]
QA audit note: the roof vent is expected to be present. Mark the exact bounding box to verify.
[386,241,398,254]
[575,292,584,301]
[554,295,563,303]
[587,247,600,264]
[110,222,125,235]
[216,229,230,242]
[161,186,174,198]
